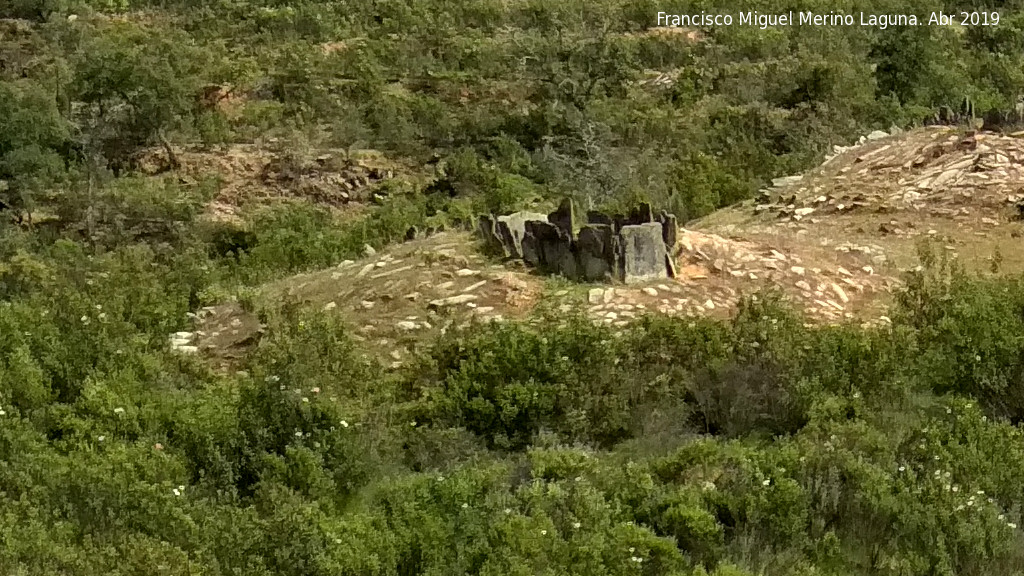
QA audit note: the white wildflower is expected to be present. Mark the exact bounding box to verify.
[541,530,547,535]
[113,407,125,415]
[340,420,349,428]
[295,431,303,437]
[302,397,309,403]
[461,503,468,509]
[573,522,581,529]
[172,489,180,496]
[504,508,512,514]
[97,435,105,441]
[1010,523,1018,529]
[762,479,770,486]
[898,466,905,472]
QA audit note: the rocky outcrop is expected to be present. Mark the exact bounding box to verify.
[478,201,677,283]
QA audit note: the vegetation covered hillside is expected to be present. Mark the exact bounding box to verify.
[5,0,1024,574]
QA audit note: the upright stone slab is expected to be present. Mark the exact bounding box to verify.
[521,225,541,267]
[577,224,614,281]
[628,202,654,225]
[659,211,678,251]
[586,210,613,226]
[477,215,499,251]
[525,220,561,272]
[611,234,625,281]
[611,214,626,235]
[619,222,667,284]
[554,231,579,281]
[530,221,577,280]
[548,198,575,236]
[496,211,547,259]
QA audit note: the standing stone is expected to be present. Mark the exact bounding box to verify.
[628,202,654,225]
[496,211,547,259]
[586,210,613,225]
[619,223,667,284]
[612,214,627,234]
[611,234,625,281]
[527,220,563,275]
[477,215,500,252]
[554,232,579,281]
[548,198,575,236]
[659,211,678,250]
[521,226,540,267]
[577,224,614,281]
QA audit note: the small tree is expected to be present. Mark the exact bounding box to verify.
[0,79,72,225]
[71,23,215,171]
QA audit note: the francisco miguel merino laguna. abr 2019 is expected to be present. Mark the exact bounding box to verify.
[656,11,922,29]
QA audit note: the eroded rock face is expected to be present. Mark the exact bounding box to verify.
[478,200,676,283]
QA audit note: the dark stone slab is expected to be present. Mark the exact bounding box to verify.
[577,224,614,281]
[586,210,613,226]
[659,211,677,250]
[548,198,575,236]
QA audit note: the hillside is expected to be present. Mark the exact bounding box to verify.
[8,2,1024,576]
[181,126,1024,373]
